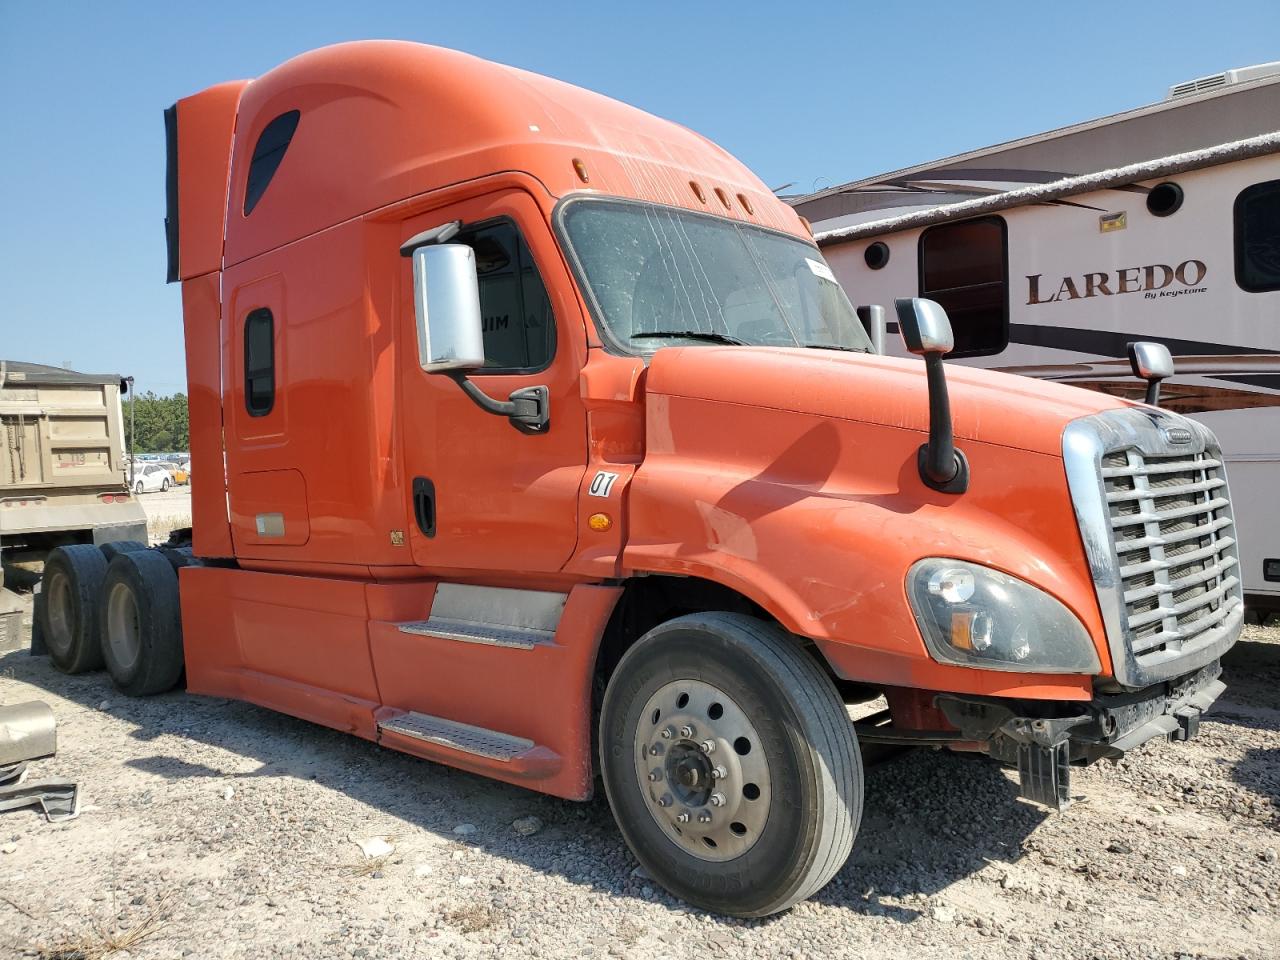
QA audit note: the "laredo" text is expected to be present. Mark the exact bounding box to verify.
[1027,260,1206,305]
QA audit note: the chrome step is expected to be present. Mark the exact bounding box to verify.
[396,619,548,649]
[377,712,533,762]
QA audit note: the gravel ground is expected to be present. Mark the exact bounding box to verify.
[0,577,1276,960]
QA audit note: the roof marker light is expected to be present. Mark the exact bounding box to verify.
[714,187,731,209]
[736,193,754,215]
[690,181,707,203]
[572,158,590,183]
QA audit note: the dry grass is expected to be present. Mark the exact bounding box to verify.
[444,903,500,934]
[3,892,173,960]
[145,514,191,544]
[341,834,400,877]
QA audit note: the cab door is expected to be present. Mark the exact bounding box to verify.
[397,189,589,574]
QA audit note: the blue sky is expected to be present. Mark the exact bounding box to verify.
[2,1,1278,394]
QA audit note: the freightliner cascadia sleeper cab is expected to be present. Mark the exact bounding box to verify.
[37,42,1242,917]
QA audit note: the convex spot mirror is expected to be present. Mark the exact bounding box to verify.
[895,297,955,356]
[411,243,486,373]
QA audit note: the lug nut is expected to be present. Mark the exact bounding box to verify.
[658,794,672,807]
[710,792,726,807]
[699,739,716,754]
[660,726,675,740]
[647,769,662,782]
[712,766,727,780]
[649,744,663,756]
[698,811,712,824]
[680,724,696,738]
[676,811,690,823]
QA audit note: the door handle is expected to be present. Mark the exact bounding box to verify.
[412,477,436,538]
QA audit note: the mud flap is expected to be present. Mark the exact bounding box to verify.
[1017,740,1071,812]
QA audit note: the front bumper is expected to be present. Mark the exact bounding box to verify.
[936,661,1224,811]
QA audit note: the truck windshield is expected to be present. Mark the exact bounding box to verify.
[560,199,872,355]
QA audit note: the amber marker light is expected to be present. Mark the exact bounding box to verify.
[588,513,613,532]
[572,158,590,183]
[690,180,707,203]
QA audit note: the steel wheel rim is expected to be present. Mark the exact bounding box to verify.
[106,581,141,672]
[45,570,74,656]
[633,678,772,862]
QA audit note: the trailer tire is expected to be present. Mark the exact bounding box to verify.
[40,545,108,674]
[99,540,148,563]
[599,612,862,917]
[98,550,184,697]
[157,545,196,573]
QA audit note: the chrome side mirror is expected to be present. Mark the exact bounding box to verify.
[410,243,486,373]
[401,227,549,434]
[894,298,967,494]
[1127,341,1174,406]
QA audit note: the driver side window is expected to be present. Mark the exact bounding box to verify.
[456,219,556,373]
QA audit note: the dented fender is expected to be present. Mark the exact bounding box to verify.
[623,384,1113,701]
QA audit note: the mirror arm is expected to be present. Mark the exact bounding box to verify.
[1145,380,1162,407]
[919,354,969,494]
[446,373,550,434]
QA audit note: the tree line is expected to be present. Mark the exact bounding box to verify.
[124,392,189,454]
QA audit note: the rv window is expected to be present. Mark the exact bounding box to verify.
[244,309,274,417]
[1235,180,1280,293]
[456,219,555,372]
[244,111,300,216]
[918,217,1008,357]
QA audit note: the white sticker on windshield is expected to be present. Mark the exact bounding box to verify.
[805,257,836,283]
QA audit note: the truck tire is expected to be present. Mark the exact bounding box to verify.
[157,545,196,572]
[98,550,184,697]
[99,540,148,562]
[599,612,862,917]
[40,544,108,674]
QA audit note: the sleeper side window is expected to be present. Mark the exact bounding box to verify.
[455,220,556,372]
[1235,179,1280,292]
[244,308,275,417]
[244,110,300,216]
[918,216,1009,357]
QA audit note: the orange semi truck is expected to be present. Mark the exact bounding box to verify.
[37,42,1242,916]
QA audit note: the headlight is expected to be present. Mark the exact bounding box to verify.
[906,559,1101,673]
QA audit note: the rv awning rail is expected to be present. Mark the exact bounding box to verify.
[814,131,1280,246]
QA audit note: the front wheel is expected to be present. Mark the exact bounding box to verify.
[599,612,862,917]
[161,478,170,492]
[135,481,144,495]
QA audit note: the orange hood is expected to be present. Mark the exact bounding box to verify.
[643,347,1128,456]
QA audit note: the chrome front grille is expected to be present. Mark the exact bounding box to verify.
[1063,409,1244,688]
[1102,449,1239,668]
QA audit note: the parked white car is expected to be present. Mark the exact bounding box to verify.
[132,463,172,494]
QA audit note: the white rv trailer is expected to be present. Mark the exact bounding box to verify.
[792,64,1280,609]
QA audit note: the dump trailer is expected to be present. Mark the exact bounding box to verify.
[38,42,1243,917]
[0,361,146,551]
[1,361,146,648]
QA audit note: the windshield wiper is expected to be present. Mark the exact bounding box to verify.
[631,330,747,345]
[802,342,869,353]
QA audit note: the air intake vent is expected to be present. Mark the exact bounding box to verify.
[1168,61,1280,99]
